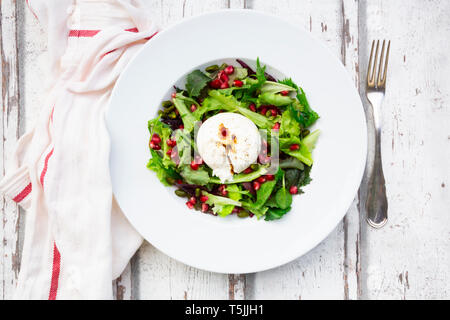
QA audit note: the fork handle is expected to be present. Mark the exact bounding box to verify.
[365,128,388,228]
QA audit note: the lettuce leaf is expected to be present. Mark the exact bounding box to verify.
[146,149,180,186]
[209,165,269,184]
[202,191,242,214]
[219,184,243,217]
[180,165,210,186]
[173,95,197,132]
[258,92,294,107]
[261,81,296,94]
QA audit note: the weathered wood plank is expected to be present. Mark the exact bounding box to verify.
[359,0,450,300]
[341,0,361,300]
[245,0,360,300]
[0,0,21,300]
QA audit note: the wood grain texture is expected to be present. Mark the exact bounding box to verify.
[0,0,21,300]
[358,0,450,300]
[5,0,450,300]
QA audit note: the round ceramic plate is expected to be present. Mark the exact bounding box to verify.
[106,10,367,274]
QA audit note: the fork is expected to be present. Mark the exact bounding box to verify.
[365,40,391,228]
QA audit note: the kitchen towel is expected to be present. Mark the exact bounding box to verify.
[0,0,157,299]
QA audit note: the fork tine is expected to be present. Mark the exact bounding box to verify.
[372,40,380,84]
[377,40,386,86]
[367,40,375,85]
[380,40,391,86]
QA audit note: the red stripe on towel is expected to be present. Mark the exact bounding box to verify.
[68,27,139,38]
[48,243,61,300]
[12,183,32,203]
[40,149,54,187]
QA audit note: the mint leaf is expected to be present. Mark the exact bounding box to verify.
[185,70,211,98]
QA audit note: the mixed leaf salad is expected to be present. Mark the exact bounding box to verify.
[147,58,320,221]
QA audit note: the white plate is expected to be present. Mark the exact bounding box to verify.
[107,10,367,274]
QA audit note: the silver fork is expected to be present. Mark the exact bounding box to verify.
[365,40,391,228]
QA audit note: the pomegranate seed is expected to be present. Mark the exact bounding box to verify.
[253,181,261,191]
[289,186,298,195]
[219,71,229,83]
[190,104,197,112]
[186,201,194,209]
[201,203,209,213]
[272,122,280,130]
[190,161,199,170]
[200,195,209,203]
[151,133,161,144]
[249,213,255,218]
[290,144,300,151]
[166,149,172,156]
[176,179,183,184]
[179,124,184,130]
[233,79,243,87]
[150,142,161,150]
[280,90,289,96]
[224,65,235,75]
[167,139,176,147]
[219,185,228,196]
[220,81,230,89]
[221,127,228,137]
[258,176,266,184]
[210,79,222,89]
[265,174,275,181]
[270,108,278,117]
[171,92,177,99]
[249,103,256,112]
[243,167,253,174]
[190,197,197,205]
[232,207,241,214]
[260,106,268,115]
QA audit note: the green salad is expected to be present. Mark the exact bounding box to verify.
[147,58,320,221]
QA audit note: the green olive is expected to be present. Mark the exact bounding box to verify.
[238,210,250,218]
[205,65,220,73]
[162,100,173,108]
[175,190,188,198]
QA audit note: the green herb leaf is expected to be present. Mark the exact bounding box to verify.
[185,70,211,98]
[180,165,210,186]
[265,207,291,221]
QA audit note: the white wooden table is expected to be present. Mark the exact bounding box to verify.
[1,0,449,300]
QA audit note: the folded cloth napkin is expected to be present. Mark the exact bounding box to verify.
[0,0,158,299]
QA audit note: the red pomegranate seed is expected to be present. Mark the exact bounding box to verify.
[233,79,243,87]
[176,179,183,184]
[219,185,228,196]
[253,181,261,191]
[186,201,194,209]
[166,149,172,156]
[151,133,161,144]
[243,167,253,174]
[220,81,230,89]
[179,124,184,130]
[290,144,300,151]
[190,104,197,112]
[219,71,229,83]
[270,108,278,117]
[189,197,197,205]
[266,174,275,181]
[171,92,177,99]
[201,203,209,213]
[257,176,266,184]
[167,139,176,147]
[232,207,241,214]
[289,186,298,195]
[249,213,255,218]
[260,106,268,115]
[280,90,289,96]
[150,142,161,150]
[200,195,209,203]
[272,122,280,130]
[210,79,221,89]
[221,127,228,137]
[224,65,235,75]
[249,103,257,112]
[190,161,199,170]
